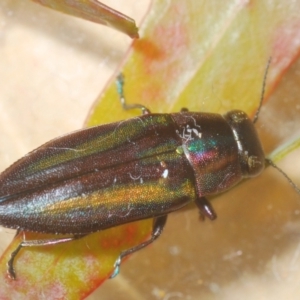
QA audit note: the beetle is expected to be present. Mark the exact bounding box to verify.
[0,64,298,280]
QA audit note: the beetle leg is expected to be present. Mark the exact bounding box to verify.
[195,196,217,220]
[116,74,151,115]
[110,215,168,278]
[8,234,86,279]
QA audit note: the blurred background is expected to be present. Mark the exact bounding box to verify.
[1,0,300,299]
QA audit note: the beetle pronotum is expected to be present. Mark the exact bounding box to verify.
[0,60,299,280]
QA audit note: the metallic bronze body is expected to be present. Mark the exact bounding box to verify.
[0,110,265,278]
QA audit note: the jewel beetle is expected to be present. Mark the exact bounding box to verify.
[0,64,298,280]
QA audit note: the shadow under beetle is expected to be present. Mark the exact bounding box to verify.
[0,62,299,279]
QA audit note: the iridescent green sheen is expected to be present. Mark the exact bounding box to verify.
[0,114,196,234]
[0,110,264,235]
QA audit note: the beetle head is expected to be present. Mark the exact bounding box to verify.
[224,110,265,178]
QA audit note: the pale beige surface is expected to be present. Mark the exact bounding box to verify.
[1,1,300,300]
[0,0,149,294]
[94,60,300,300]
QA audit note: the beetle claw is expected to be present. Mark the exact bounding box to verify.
[110,257,121,279]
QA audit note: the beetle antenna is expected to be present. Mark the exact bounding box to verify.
[265,158,300,194]
[257,59,300,195]
[253,57,272,124]
[116,74,151,115]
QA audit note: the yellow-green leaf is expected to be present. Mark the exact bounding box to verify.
[1,0,300,299]
[0,224,152,298]
[87,0,300,126]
